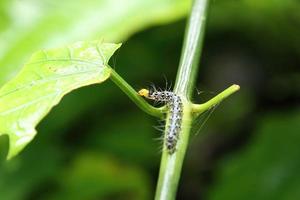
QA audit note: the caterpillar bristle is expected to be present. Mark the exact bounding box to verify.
[139,87,183,154]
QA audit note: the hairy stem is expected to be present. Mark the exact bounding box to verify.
[110,68,164,118]
[155,0,210,199]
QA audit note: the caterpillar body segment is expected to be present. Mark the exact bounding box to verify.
[138,88,183,154]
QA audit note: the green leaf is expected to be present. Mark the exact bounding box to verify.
[0,40,121,159]
[0,0,191,87]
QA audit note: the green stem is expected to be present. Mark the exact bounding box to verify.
[155,101,192,200]
[174,0,209,98]
[155,0,210,199]
[110,68,164,118]
[192,84,240,115]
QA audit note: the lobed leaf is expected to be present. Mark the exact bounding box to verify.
[0,40,121,159]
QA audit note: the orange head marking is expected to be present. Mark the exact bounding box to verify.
[138,89,150,98]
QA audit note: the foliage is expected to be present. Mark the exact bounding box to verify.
[0,0,299,199]
[0,41,120,158]
[0,0,191,86]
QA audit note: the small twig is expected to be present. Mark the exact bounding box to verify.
[192,84,240,115]
[110,68,164,118]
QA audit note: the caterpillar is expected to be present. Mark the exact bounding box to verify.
[138,88,183,154]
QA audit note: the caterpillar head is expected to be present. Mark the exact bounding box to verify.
[138,88,150,98]
[138,88,157,100]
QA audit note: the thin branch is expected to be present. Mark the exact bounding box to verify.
[110,68,164,118]
[192,84,240,115]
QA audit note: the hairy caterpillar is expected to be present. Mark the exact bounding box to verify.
[138,88,183,154]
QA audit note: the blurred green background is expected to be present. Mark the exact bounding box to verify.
[0,0,300,199]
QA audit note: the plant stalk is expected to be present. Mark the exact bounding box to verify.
[192,84,240,115]
[155,100,192,200]
[174,0,209,98]
[155,0,210,199]
[110,68,164,118]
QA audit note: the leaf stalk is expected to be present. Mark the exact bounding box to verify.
[192,84,240,115]
[110,68,164,118]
